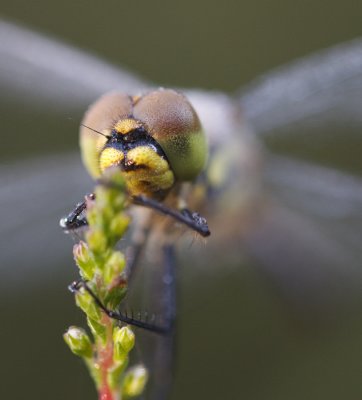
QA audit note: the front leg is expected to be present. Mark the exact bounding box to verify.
[59,193,95,231]
[132,195,210,237]
[60,191,210,238]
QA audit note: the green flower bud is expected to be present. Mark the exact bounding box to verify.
[85,203,98,227]
[109,214,130,239]
[122,365,148,398]
[104,283,127,311]
[64,165,147,396]
[112,194,126,211]
[73,241,96,280]
[86,228,108,255]
[103,251,126,285]
[75,289,102,322]
[113,326,135,361]
[87,317,107,343]
[64,326,93,358]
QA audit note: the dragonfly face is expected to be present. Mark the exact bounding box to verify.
[80,89,207,199]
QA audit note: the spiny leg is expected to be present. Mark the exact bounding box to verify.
[132,195,210,237]
[97,177,210,236]
[69,245,177,336]
[60,192,210,238]
[69,279,171,335]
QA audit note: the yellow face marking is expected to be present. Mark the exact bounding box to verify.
[124,146,175,197]
[99,147,124,173]
[114,118,142,135]
[126,146,168,171]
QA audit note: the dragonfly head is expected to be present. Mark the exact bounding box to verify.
[80,89,208,199]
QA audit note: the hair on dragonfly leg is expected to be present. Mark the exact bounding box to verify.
[98,175,210,236]
[60,185,210,238]
[68,243,178,335]
[132,195,210,237]
[69,279,171,335]
[181,208,208,232]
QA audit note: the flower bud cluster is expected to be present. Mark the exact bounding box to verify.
[64,169,148,398]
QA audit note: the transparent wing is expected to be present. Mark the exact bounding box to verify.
[242,155,362,310]
[0,153,92,293]
[238,37,362,136]
[233,37,362,309]
[232,39,362,311]
[0,19,147,111]
[3,17,362,136]
[265,155,362,240]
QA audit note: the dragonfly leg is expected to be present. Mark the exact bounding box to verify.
[69,279,171,335]
[161,244,177,333]
[124,222,151,283]
[132,195,210,237]
[63,178,210,237]
[61,191,210,237]
[59,193,95,231]
[68,243,177,337]
[151,244,177,400]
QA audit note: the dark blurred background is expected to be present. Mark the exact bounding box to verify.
[1,1,362,399]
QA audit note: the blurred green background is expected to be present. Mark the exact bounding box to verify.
[1,1,362,399]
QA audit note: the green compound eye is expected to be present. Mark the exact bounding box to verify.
[79,89,208,199]
[132,89,208,181]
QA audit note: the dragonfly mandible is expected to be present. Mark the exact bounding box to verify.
[1,19,362,400]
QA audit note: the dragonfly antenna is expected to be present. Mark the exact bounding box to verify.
[81,123,110,139]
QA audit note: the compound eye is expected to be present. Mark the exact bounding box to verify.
[80,93,132,178]
[133,89,207,181]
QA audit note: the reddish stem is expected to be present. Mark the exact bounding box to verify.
[99,385,113,400]
[97,315,115,400]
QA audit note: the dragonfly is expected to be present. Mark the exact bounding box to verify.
[1,19,362,399]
